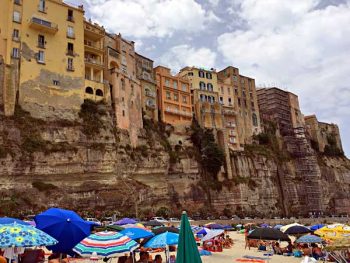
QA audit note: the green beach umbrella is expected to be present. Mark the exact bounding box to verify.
[176,211,202,263]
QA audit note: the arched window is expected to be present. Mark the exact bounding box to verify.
[198,71,205,78]
[96,89,103,97]
[207,83,213,91]
[199,81,206,90]
[145,88,150,96]
[85,87,93,94]
[252,113,258,127]
[206,72,212,79]
[121,78,125,90]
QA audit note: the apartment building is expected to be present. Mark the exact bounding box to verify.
[0,0,86,119]
[217,66,261,146]
[84,19,108,102]
[135,53,158,121]
[154,66,192,126]
[179,67,223,129]
[104,33,142,146]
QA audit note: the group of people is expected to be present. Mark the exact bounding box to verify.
[202,233,234,252]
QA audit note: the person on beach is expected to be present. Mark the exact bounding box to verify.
[311,243,323,260]
[282,241,293,254]
[244,228,250,250]
[302,244,312,256]
[137,252,149,263]
[154,254,162,263]
[273,242,282,255]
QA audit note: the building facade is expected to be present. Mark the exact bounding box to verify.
[217,66,261,146]
[104,33,142,146]
[0,0,86,119]
[154,66,192,126]
[135,53,157,121]
[179,67,223,129]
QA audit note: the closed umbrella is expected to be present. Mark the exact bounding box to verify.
[296,235,323,243]
[73,231,138,258]
[176,211,202,263]
[35,208,91,254]
[201,229,224,242]
[284,225,311,235]
[120,228,154,240]
[248,228,290,241]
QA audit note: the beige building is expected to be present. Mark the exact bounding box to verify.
[305,115,343,154]
[154,66,192,126]
[104,33,142,146]
[135,53,158,121]
[217,66,261,147]
[0,0,86,119]
[179,67,223,129]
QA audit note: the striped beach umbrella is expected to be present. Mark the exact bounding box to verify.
[73,231,138,258]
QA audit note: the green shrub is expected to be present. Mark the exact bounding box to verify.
[22,135,47,153]
[79,99,107,137]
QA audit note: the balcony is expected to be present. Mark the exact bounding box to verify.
[226,122,236,128]
[223,109,237,116]
[84,23,104,40]
[29,17,58,34]
[165,108,192,117]
[145,91,156,98]
[84,41,103,54]
[85,79,104,90]
[85,57,104,69]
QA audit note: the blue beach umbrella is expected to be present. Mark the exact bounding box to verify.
[0,223,57,248]
[274,224,283,230]
[296,235,323,243]
[310,224,325,231]
[120,228,154,240]
[261,224,269,228]
[35,208,91,254]
[284,225,311,235]
[206,223,225,229]
[197,227,210,236]
[143,231,179,248]
[0,218,30,226]
[114,218,137,225]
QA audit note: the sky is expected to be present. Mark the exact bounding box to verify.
[73,0,350,156]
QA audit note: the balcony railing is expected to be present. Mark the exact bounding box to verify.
[85,76,103,83]
[223,109,237,115]
[85,57,103,67]
[165,108,192,117]
[29,17,58,34]
[84,41,103,52]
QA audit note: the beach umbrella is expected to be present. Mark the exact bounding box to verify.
[296,235,323,243]
[0,218,30,226]
[73,231,138,258]
[201,229,224,242]
[315,224,350,240]
[280,223,303,233]
[0,223,57,248]
[143,220,164,227]
[114,218,137,225]
[206,223,225,229]
[122,223,146,229]
[152,227,179,235]
[274,224,283,230]
[198,248,212,256]
[143,231,179,248]
[284,225,311,235]
[325,238,350,251]
[247,228,290,241]
[310,224,325,231]
[260,224,269,228]
[176,211,202,263]
[105,225,124,232]
[35,208,91,254]
[120,228,154,240]
[196,227,210,236]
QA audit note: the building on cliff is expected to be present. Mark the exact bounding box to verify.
[104,33,143,146]
[0,0,86,119]
[217,66,262,150]
[305,115,343,154]
[135,53,158,121]
[154,66,192,126]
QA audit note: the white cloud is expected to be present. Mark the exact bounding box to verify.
[83,0,218,38]
[217,0,350,155]
[159,45,217,73]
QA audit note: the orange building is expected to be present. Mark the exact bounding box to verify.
[154,66,192,126]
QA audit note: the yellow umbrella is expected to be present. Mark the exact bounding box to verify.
[325,238,350,251]
[315,224,350,240]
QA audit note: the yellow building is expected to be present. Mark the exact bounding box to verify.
[179,67,223,129]
[0,0,86,119]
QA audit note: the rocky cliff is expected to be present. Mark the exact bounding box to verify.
[0,102,349,218]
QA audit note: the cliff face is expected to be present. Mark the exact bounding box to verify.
[0,105,349,218]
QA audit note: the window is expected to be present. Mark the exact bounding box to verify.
[67,58,73,70]
[241,78,245,84]
[182,96,187,103]
[198,71,205,78]
[251,101,255,108]
[188,72,193,76]
[242,91,246,97]
[53,80,60,86]
[200,94,204,102]
[233,75,238,82]
[67,9,74,22]
[173,81,178,89]
[244,99,247,107]
[228,98,232,105]
[182,84,187,91]
[228,87,231,94]
[39,0,46,12]
[38,35,45,48]
[252,113,258,127]
[85,87,93,94]
[12,29,19,40]
[67,26,74,38]
[37,50,45,63]
[67,43,74,55]
[12,48,19,58]
[235,88,238,95]
[219,97,223,104]
[121,79,125,90]
[122,110,125,117]
[14,0,21,5]
[13,11,21,23]
[174,93,178,101]
[220,86,223,94]
[199,82,206,90]
[238,98,241,106]
[165,79,170,87]
[166,91,171,100]
[206,72,212,79]
[96,89,103,97]
[121,54,127,65]
[229,137,235,143]
[207,83,213,91]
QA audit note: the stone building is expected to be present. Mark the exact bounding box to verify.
[154,66,192,126]
[0,0,86,119]
[104,33,142,146]
[179,67,223,129]
[135,53,157,121]
[217,66,261,147]
[305,115,343,154]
